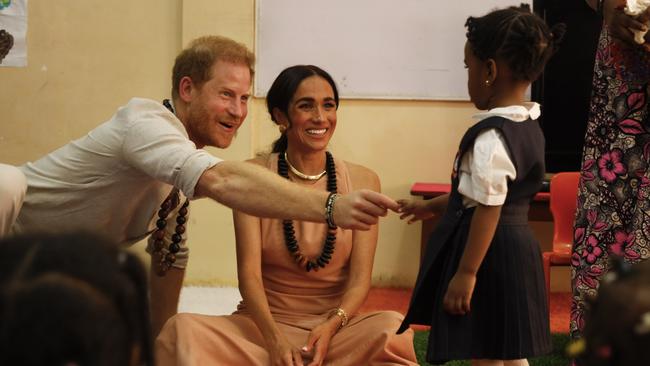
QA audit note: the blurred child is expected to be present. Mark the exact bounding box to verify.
[570,259,650,366]
[0,232,153,366]
[397,4,564,365]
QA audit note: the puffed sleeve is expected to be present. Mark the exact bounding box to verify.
[457,128,516,206]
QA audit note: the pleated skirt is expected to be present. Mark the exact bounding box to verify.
[426,212,552,364]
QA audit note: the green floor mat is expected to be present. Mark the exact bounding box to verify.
[414,332,570,366]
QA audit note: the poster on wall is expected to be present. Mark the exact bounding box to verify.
[0,0,27,67]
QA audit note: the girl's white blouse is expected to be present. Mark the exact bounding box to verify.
[457,102,541,208]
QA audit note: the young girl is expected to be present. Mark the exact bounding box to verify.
[397,5,564,366]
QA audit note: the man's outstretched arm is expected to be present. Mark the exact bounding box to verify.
[195,161,399,230]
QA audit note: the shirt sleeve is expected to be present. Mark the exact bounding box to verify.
[457,128,516,206]
[121,109,221,199]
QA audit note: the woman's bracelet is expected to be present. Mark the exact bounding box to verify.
[325,192,340,229]
[329,307,349,329]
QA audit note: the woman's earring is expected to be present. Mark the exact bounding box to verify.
[279,125,287,133]
[484,80,490,86]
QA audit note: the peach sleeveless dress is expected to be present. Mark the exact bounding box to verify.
[155,154,417,366]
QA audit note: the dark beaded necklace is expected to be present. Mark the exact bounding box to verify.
[278,151,337,272]
[151,187,190,276]
[152,99,190,276]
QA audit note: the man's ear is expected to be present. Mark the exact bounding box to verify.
[178,76,195,103]
[272,107,290,128]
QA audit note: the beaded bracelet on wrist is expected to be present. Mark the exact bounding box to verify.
[325,192,340,229]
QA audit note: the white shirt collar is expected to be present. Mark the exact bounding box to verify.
[472,102,541,122]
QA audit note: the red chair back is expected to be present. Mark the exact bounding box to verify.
[549,172,580,253]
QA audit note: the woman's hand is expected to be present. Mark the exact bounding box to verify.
[300,319,339,366]
[268,336,304,366]
[604,0,650,48]
[397,198,435,224]
[443,270,477,316]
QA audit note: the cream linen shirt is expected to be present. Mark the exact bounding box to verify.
[13,98,221,267]
[457,102,541,208]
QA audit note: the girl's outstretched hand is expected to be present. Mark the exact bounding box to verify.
[443,271,476,315]
[397,199,435,224]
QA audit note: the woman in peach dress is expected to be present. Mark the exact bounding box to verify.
[155,65,418,366]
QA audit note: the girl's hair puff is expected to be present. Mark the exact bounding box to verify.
[465,3,565,82]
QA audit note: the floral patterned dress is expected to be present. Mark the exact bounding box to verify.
[571,26,650,338]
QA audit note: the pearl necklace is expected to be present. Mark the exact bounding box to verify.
[283,152,327,181]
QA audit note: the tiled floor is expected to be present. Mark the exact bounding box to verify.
[179,286,570,334]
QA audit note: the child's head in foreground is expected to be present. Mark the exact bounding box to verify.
[575,258,650,366]
[0,232,153,366]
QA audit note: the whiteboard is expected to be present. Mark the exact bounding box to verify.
[255,0,532,101]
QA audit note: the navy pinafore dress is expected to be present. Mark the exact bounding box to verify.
[398,116,552,363]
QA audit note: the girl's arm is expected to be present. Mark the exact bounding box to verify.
[398,193,450,224]
[302,163,380,366]
[443,203,502,315]
[457,203,502,277]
